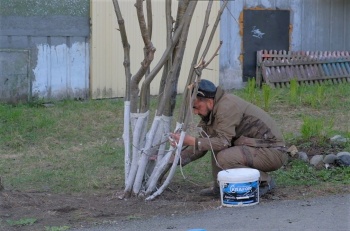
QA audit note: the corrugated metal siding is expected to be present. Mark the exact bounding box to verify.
[220,0,350,89]
[301,0,348,50]
[90,0,220,99]
[288,0,349,51]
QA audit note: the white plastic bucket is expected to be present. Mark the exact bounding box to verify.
[217,168,260,207]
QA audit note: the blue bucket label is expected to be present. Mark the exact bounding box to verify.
[221,181,258,205]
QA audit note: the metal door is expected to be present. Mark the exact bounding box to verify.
[243,10,290,82]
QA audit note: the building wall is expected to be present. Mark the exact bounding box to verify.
[90,0,220,99]
[1,0,349,101]
[0,0,90,102]
[220,0,350,90]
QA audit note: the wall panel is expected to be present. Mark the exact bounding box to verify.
[90,0,220,99]
[0,0,90,101]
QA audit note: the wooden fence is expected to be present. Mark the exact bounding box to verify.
[256,50,350,87]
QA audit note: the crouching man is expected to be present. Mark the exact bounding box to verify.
[169,79,288,197]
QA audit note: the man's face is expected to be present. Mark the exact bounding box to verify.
[192,97,214,119]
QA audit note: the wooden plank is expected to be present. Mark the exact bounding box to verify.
[261,64,272,86]
[306,64,313,78]
[317,63,326,78]
[280,66,287,82]
[340,62,350,82]
[256,50,263,87]
[310,64,320,77]
[285,65,293,80]
[330,63,338,78]
[262,59,349,67]
[276,66,282,81]
[259,49,350,87]
[335,62,343,77]
[294,65,303,82]
[323,63,330,76]
[300,65,308,81]
[270,65,278,83]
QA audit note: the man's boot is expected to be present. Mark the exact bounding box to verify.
[199,186,220,198]
[259,178,276,196]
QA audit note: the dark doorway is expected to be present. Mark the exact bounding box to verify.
[243,9,290,82]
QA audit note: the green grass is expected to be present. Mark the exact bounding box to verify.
[0,82,350,194]
[174,152,212,186]
[0,99,124,193]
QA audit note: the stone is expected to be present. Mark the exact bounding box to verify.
[297,152,309,163]
[335,155,350,167]
[336,152,350,158]
[330,135,348,143]
[314,162,325,170]
[287,145,298,157]
[323,154,338,164]
[310,155,324,166]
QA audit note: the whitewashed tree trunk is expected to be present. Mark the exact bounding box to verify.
[144,115,172,191]
[145,123,184,200]
[123,101,131,187]
[132,115,161,194]
[124,111,149,197]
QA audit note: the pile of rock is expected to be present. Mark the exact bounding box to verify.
[287,135,350,169]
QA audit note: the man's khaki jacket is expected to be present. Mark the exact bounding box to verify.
[191,87,285,160]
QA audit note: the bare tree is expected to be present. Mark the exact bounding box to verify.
[112,0,228,200]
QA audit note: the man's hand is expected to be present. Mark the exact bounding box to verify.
[169,133,196,147]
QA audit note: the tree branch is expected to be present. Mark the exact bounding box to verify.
[156,1,197,117]
[198,0,228,66]
[129,0,156,113]
[112,0,131,101]
[139,15,185,113]
[178,0,214,124]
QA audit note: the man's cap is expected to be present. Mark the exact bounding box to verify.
[197,79,217,98]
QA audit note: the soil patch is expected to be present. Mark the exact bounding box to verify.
[1,182,349,231]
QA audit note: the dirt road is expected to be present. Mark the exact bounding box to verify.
[71,193,350,231]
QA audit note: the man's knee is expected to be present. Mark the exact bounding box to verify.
[216,146,246,168]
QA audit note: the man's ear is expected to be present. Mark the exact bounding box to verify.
[207,98,214,110]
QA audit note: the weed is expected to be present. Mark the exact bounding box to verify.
[127,215,141,220]
[45,226,70,231]
[245,78,257,104]
[262,83,271,111]
[289,78,299,105]
[6,218,37,227]
[300,116,333,144]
